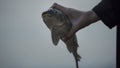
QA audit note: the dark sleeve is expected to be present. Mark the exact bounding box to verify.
[92,0,119,29]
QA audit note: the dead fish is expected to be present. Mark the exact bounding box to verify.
[42,8,81,68]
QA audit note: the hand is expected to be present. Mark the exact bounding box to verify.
[50,3,85,26]
[51,3,100,41]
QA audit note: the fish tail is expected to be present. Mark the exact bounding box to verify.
[73,52,81,68]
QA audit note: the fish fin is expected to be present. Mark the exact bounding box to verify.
[51,29,60,45]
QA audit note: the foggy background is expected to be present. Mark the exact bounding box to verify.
[0,0,116,68]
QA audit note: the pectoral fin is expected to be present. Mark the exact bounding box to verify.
[51,29,60,45]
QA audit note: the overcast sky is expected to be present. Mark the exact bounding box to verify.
[0,0,116,68]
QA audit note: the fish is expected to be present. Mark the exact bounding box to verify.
[42,8,81,68]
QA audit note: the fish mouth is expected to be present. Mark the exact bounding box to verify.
[42,9,54,16]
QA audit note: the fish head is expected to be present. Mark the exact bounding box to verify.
[42,8,65,26]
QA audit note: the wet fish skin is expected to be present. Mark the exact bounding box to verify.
[42,8,81,68]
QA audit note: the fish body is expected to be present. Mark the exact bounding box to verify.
[42,8,81,68]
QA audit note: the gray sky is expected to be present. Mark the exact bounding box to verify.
[0,0,116,68]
